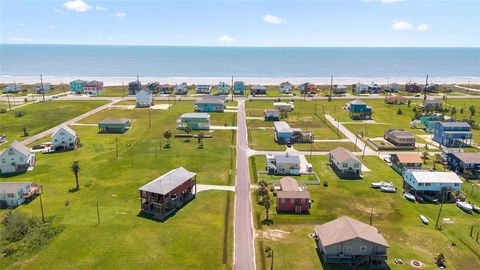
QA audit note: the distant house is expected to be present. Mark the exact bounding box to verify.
[175,82,188,95]
[0,141,35,174]
[384,95,406,104]
[266,153,301,175]
[346,100,372,120]
[196,84,212,94]
[384,129,416,149]
[390,153,423,174]
[136,89,153,108]
[314,216,389,265]
[139,167,197,220]
[98,118,131,133]
[383,83,400,92]
[3,83,22,94]
[273,102,294,112]
[279,82,293,94]
[128,80,142,95]
[217,82,230,95]
[33,83,51,94]
[447,152,480,179]
[423,99,442,111]
[333,85,348,95]
[159,84,175,94]
[420,115,441,133]
[264,109,280,121]
[329,147,362,178]
[70,80,87,94]
[299,82,317,95]
[52,125,78,151]
[273,121,313,144]
[233,81,245,95]
[352,83,369,94]
[194,96,226,112]
[0,182,41,208]
[433,122,472,147]
[276,177,310,213]
[251,85,267,95]
[176,113,210,130]
[83,80,103,95]
[367,83,382,94]
[146,82,160,94]
[402,171,463,200]
[425,84,439,92]
[405,83,421,93]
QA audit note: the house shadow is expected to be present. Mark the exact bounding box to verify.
[276,210,311,216]
[0,171,28,178]
[136,196,196,223]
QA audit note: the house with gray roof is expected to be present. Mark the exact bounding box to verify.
[139,167,197,220]
[0,182,41,208]
[266,153,301,175]
[52,125,78,150]
[329,147,362,178]
[98,118,131,133]
[0,141,35,174]
[314,216,389,266]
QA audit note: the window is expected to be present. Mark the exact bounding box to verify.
[426,183,432,186]
[7,193,14,198]
[454,183,460,186]
[290,198,295,204]
[419,183,424,186]
[354,163,359,168]
[334,246,341,252]
[360,246,368,251]
[281,199,285,204]
[343,163,348,168]
[343,246,352,252]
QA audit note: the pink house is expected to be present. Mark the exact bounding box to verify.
[83,80,104,95]
[276,177,310,213]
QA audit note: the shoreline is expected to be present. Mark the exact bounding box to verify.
[2,75,480,86]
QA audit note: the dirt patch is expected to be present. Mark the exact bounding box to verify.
[409,260,424,268]
[257,229,290,241]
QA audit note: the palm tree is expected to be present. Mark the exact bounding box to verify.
[469,105,476,120]
[421,150,429,164]
[256,180,268,202]
[197,132,205,147]
[164,130,172,147]
[71,161,80,190]
[184,126,192,142]
[263,193,272,224]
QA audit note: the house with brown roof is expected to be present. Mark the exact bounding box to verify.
[276,177,310,213]
[390,153,423,174]
[314,216,389,266]
[384,129,416,149]
[328,147,362,178]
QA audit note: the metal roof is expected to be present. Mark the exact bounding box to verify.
[408,171,463,184]
[139,167,196,195]
[0,182,33,193]
[180,113,210,119]
[273,121,292,133]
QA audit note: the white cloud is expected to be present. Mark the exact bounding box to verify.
[19,22,25,27]
[416,24,430,32]
[391,21,413,30]
[11,37,32,42]
[262,14,286,25]
[380,0,404,4]
[63,0,91,12]
[218,34,235,44]
[96,5,108,12]
[116,12,126,18]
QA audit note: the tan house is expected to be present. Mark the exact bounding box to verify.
[384,129,416,149]
[328,147,362,178]
[384,95,406,104]
[390,153,423,174]
[314,216,389,266]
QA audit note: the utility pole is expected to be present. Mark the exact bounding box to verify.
[39,193,45,223]
[61,81,66,96]
[115,137,119,158]
[362,143,367,159]
[149,110,152,128]
[435,191,445,229]
[369,208,374,225]
[329,75,333,102]
[423,74,428,101]
[231,75,234,102]
[122,80,125,98]
[271,250,274,270]
[354,134,358,151]
[96,202,101,224]
[6,92,11,111]
[40,74,46,102]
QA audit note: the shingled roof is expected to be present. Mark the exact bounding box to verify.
[139,167,196,195]
[329,147,359,163]
[0,140,31,158]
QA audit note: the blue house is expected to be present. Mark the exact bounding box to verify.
[233,81,245,95]
[433,122,473,147]
[346,100,372,120]
[194,96,226,112]
[402,171,463,200]
[274,121,293,144]
[447,152,480,179]
[419,115,441,133]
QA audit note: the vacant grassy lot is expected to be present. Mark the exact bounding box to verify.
[0,100,108,148]
[0,101,236,269]
[252,155,480,270]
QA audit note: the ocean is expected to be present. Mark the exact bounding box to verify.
[1,44,479,85]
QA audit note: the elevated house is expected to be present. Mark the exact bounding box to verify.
[196,84,212,94]
[128,80,142,95]
[251,85,267,95]
[139,167,197,220]
[314,216,389,266]
[175,82,188,95]
[266,153,301,175]
[273,121,313,144]
[329,147,362,178]
[194,96,226,112]
[402,171,463,201]
[264,109,280,121]
[0,182,41,208]
[98,118,131,133]
[419,115,441,133]
[176,113,210,130]
[390,153,423,174]
[423,99,443,112]
[383,83,400,92]
[299,82,317,95]
[83,80,103,95]
[384,129,416,149]
[433,122,472,147]
[352,83,369,94]
[273,102,294,112]
[233,81,245,95]
[425,84,439,92]
[346,100,372,120]
[146,82,160,94]
[276,177,310,213]
[333,85,348,95]
[70,80,87,94]
[51,126,78,151]
[135,89,153,108]
[384,95,406,104]
[159,84,175,94]
[3,83,22,93]
[0,141,35,174]
[367,83,382,94]
[447,152,480,179]
[217,82,230,95]
[405,83,421,93]
[33,83,51,94]
[279,82,293,94]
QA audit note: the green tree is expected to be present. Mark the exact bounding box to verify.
[263,193,272,224]
[256,180,268,202]
[421,150,429,164]
[450,107,457,119]
[469,105,476,120]
[197,132,205,147]
[184,126,192,142]
[407,99,411,107]
[164,130,172,147]
[22,126,29,137]
[71,161,80,190]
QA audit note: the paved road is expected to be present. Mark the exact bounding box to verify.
[20,99,118,146]
[455,85,480,93]
[234,100,256,270]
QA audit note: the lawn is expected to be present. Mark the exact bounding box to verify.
[252,155,480,270]
[0,100,236,269]
[0,100,108,148]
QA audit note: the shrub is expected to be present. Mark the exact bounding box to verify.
[15,111,25,117]
[323,181,329,187]
[0,108,7,113]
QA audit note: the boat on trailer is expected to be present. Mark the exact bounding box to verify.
[472,204,480,214]
[404,192,416,202]
[456,201,473,213]
[371,181,393,189]
[419,215,429,225]
[380,186,397,193]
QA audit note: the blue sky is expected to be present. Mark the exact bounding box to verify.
[1,0,479,47]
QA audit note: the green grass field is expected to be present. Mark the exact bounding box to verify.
[251,155,480,270]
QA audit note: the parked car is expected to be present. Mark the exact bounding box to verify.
[0,135,6,143]
[51,95,59,99]
[32,144,44,150]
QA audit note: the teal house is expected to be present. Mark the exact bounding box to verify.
[233,81,245,95]
[194,96,226,112]
[177,113,210,130]
[70,80,87,94]
[98,118,131,133]
[420,115,441,133]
